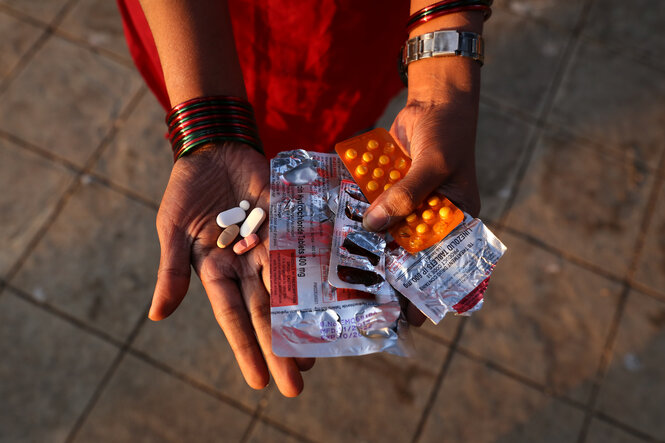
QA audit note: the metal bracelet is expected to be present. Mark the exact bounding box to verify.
[399,30,484,85]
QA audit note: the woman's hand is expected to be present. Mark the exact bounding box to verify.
[363,61,482,326]
[150,143,313,397]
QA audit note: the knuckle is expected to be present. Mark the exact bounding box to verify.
[384,185,417,217]
[248,300,270,322]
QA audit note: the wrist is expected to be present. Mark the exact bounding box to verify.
[407,55,480,105]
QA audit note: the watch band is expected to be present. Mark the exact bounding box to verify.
[399,30,484,84]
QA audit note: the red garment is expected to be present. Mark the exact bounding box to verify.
[117,0,407,157]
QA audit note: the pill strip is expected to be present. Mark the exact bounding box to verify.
[334,127,464,253]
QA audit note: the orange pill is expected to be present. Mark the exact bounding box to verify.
[406,213,418,224]
[367,180,379,191]
[384,183,392,191]
[439,206,451,219]
[372,168,384,178]
[367,139,379,150]
[345,148,357,160]
[416,223,429,234]
[378,155,390,166]
[434,222,448,235]
[410,237,424,250]
[427,196,441,207]
[395,158,407,170]
[399,227,412,237]
[384,142,395,154]
[233,233,260,255]
[362,152,374,163]
[356,165,368,176]
[422,209,435,222]
[389,170,401,181]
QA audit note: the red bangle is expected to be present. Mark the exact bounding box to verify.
[166,96,263,162]
[406,0,492,33]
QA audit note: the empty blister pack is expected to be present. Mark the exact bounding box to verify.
[328,180,394,297]
[385,214,506,324]
[334,128,464,254]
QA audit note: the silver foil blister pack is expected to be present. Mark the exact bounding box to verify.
[385,214,506,324]
[269,150,411,357]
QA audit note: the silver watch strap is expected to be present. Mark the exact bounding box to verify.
[402,30,484,67]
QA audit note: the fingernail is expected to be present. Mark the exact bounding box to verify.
[363,205,389,231]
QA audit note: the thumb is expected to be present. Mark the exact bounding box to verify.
[150,220,191,320]
[363,154,445,232]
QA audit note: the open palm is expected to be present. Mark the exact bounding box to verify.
[150,143,312,397]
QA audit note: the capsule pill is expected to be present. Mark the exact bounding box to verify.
[233,233,260,255]
[216,206,246,228]
[367,181,379,191]
[378,155,390,166]
[239,200,250,211]
[422,209,435,222]
[240,207,266,237]
[427,197,440,207]
[372,168,384,178]
[345,149,357,160]
[367,139,379,150]
[217,224,239,248]
[362,152,374,163]
[389,170,401,181]
[356,165,368,176]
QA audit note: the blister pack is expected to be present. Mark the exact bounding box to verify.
[334,128,464,253]
[328,180,395,296]
[269,150,412,357]
[385,214,506,324]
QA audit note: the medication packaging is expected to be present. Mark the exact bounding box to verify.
[269,150,412,357]
[334,128,464,254]
[385,214,506,324]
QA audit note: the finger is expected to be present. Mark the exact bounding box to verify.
[363,153,445,232]
[295,358,316,372]
[202,272,270,390]
[240,274,305,397]
[150,221,192,321]
[407,303,427,327]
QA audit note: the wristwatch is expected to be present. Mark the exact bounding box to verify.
[399,30,484,85]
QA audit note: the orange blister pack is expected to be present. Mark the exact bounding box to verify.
[334,128,464,254]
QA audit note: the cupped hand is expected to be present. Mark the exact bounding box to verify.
[150,143,314,397]
[363,83,482,326]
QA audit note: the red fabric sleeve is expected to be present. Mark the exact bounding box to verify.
[117,0,408,158]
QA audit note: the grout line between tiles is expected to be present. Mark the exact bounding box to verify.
[125,345,322,443]
[496,0,593,225]
[0,3,50,28]
[239,390,271,443]
[0,129,162,213]
[0,129,83,173]
[411,318,467,443]
[64,302,151,443]
[416,317,663,442]
[2,85,147,287]
[6,281,314,443]
[497,4,665,77]
[5,283,124,347]
[592,411,662,443]
[577,128,665,443]
[51,29,135,68]
[0,0,79,96]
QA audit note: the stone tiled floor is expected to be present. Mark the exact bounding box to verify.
[1,1,663,442]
